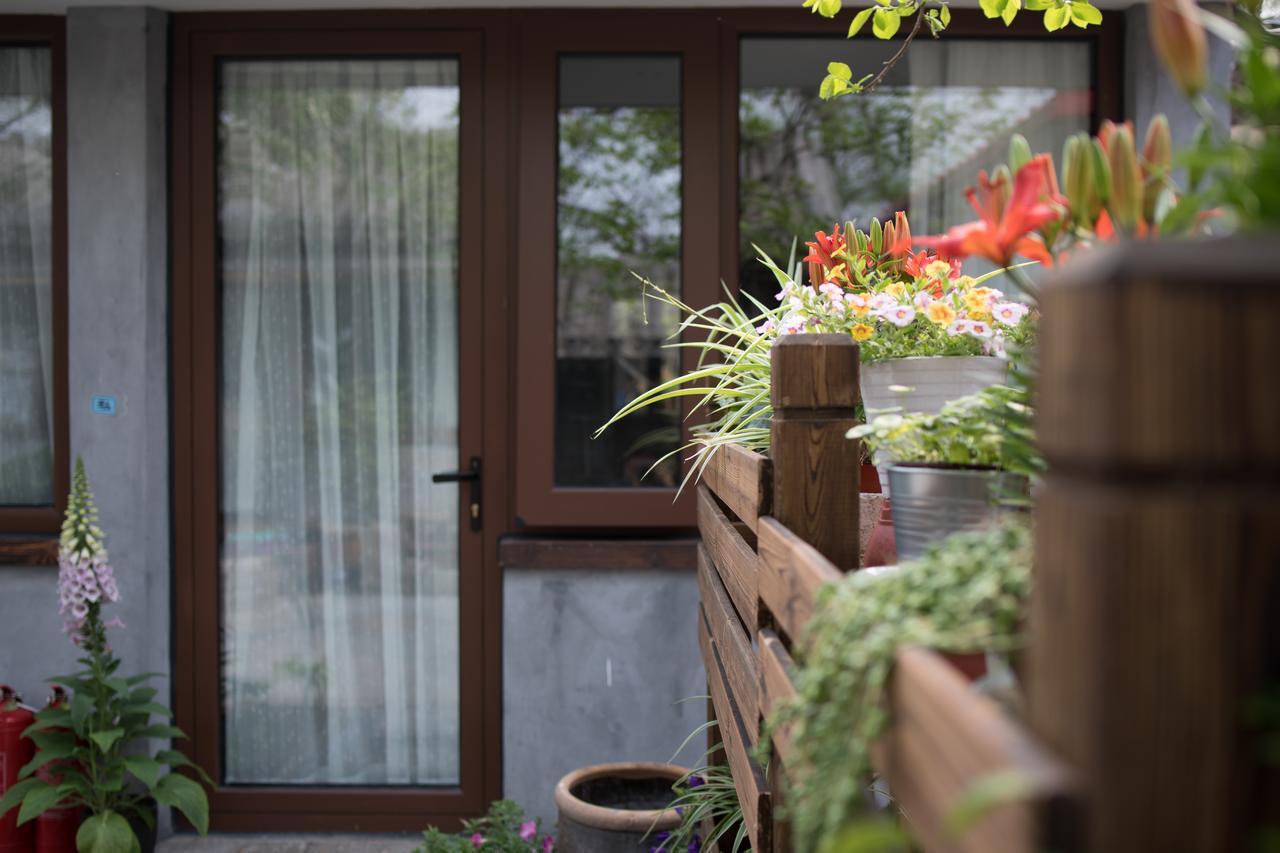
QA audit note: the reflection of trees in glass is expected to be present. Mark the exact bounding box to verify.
[738,85,1021,302]
[554,105,683,487]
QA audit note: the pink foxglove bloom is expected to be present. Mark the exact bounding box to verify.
[520,821,537,842]
[56,459,121,641]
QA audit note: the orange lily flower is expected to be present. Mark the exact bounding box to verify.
[919,156,1065,267]
[803,224,847,286]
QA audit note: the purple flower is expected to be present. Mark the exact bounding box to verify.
[650,830,670,852]
[686,775,704,789]
[470,833,485,849]
[688,835,702,853]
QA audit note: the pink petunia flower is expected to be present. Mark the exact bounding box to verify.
[967,321,993,339]
[520,821,538,842]
[542,836,555,852]
[946,319,971,336]
[470,833,485,849]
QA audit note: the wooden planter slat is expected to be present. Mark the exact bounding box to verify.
[700,605,772,853]
[697,483,760,630]
[875,647,1076,853]
[702,443,772,533]
[697,543,760,743]
[757,516,842,642]
[758,628,797,770]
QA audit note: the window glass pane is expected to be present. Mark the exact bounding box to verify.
[739,37,1092,299]
[556,55,682,488]
[0,46,54,506]
[218,59,461,786]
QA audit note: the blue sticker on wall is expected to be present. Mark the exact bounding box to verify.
[91,395,117,416]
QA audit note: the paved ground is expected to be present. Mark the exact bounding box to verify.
[157,835,421,852]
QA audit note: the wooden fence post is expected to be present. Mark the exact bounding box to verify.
[1032,240,1280,852]
[770,334,862,572]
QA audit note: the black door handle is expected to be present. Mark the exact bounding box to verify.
[433,456,482,531]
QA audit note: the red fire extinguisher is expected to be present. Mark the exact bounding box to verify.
[0,685,36,853]
[36,686,79,853]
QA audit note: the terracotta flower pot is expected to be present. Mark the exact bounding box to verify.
[554,762,686,853]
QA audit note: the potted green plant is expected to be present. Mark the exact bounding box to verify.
[417,799,556,852]
[848,387,1030,561]
[0,459,210,853]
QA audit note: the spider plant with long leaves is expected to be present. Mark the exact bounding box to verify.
[595,256,795,495]
[645,717,752,853]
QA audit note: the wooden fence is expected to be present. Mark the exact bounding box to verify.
[695,243,1280,852]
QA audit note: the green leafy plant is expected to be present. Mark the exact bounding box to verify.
[596,275,784,493]
[417,799,555,852]
[809,0,1101,99]
[769,520,1032,849]
[849,385,1035,471]
[649,719,749,852]
[0,459,210,853]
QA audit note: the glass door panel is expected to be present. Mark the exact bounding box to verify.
[216,57,461,786]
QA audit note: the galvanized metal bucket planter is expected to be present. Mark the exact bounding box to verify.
[887,464,1028,562]
[554,762,685,852]
[861,355,1008,417]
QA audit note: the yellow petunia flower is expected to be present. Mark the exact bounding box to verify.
[850,323,875,342]
[884,281,909,301]
[963,292,990,314]
[925,302,957,326]
[955,275,978,291]
[925,260,953,280]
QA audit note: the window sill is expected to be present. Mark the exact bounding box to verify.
[0,535,59,567]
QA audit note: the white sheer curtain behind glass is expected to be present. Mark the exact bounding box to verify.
[0,46,54,506]
[217,58,461,786]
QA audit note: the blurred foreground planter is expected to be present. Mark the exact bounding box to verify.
[554,762,685,852]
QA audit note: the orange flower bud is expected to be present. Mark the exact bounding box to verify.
[1149,0,1208,97]
[1141,114,1173,178]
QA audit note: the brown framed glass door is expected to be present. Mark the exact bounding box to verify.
[172,20,495,831]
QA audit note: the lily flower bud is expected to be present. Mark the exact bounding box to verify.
[1106,124,1144,232]
[1149,0,1208,97]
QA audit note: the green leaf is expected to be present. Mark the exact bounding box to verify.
[945,769,1037,835]
[30,731,76,754]
[153,774,209,836]
[124,755,163,788]
[1001,0,1021,24]
[872,7,901,37]
[816,0,842,17]
[123,702,174,720]
[1043,4,1069,29]
[77,811,137,853]
[104,677,129,696]
[18,738,78,779]
[135,724,187,740]
[978,0,1004,19]
[71,691,94,730]
[826,61,852,81]
[16,782,63,826]
[847,7,874,36]
[89,728,126,753]
[1069,1,1102,25]
[156,750,215,786]
[939,4,952,25]
[0,777,44,819]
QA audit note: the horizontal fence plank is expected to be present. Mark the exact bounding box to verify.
[702,443,772,533]
[758,516,843,641]
[758,628,798,771]
[697,543,759,743]
[700,607,773,853]
[697,484,760,630]
[876,648,1077,853]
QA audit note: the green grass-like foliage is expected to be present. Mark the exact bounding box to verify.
[652,753,750,852]
[417,799,554,852]
[595,275,785,494]
[770,520,1032,850]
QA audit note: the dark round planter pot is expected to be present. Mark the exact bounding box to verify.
[554,762,686,853]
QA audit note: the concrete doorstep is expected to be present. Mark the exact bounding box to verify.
[156,834,421,853]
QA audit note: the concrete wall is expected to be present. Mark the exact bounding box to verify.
[503,568,705,828]
[0,1,170,762]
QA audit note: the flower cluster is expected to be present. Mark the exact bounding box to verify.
[761,217,1034,362]
[469,822,553,852]
[419,801,554,853]
[56,458,121,641]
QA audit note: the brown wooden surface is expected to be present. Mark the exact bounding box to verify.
[702,443,772,534]
[758,628,797,771]
[877,648,1077,853]
[757,517,843,643]
[700,606,772,853]
[1034,240,1280,852]
[769,335,862,571]
[497,536,697,570]
[698,544,760,744]
[0,535,58,566]
[0,17,68,536]
[697,484,760,629]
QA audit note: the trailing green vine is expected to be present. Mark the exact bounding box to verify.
[767,520,1033,850]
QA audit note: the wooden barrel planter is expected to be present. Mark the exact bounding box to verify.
[554,762,686,852]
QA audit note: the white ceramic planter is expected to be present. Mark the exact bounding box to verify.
[860,355,1009,417]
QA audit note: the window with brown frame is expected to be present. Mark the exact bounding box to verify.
[0,16,67,550]
[514,9,1120,531]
